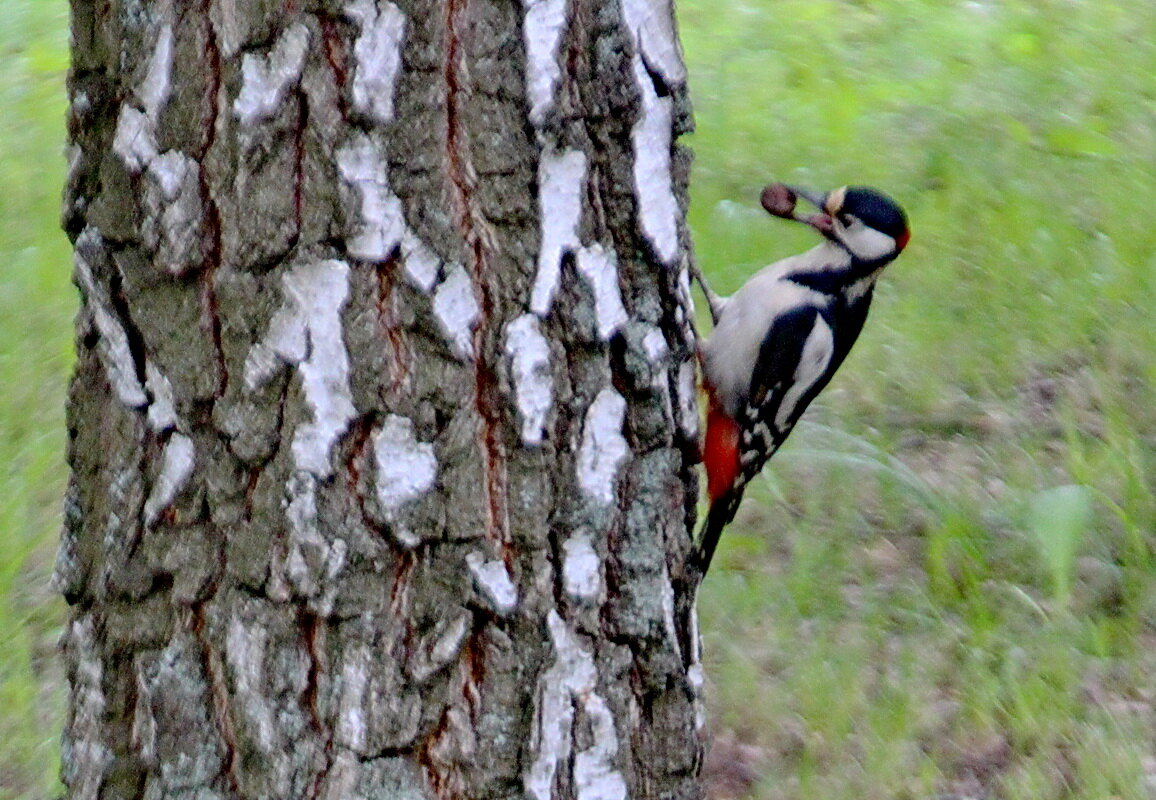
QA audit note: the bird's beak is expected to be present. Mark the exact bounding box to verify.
[788,186,826,208]
[786,186,836,236]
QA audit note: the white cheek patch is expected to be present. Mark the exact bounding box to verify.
[840,224,895,262]
[774,315,834,431]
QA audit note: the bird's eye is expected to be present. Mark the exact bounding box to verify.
[838,213,856,227]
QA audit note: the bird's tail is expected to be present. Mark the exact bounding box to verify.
[691,489,743,579]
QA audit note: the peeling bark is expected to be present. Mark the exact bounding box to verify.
[61,0,702,798]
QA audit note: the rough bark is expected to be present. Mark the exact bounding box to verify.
[59,0,701,798]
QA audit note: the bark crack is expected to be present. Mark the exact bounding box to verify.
[199,0,228,398]
[107,266,151,394]
[344,411,390,541]
[319,13,351,121]
[189,602,241,796]
[290,88,307,255]
[300,609,334,800]
[416,625,485,800]
[443,0,511,558]
[375,249,410,398]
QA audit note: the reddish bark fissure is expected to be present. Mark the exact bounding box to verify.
[190,602,242,795]
[196,0,228,398]
[442,0,511,559]
[374,250,411,397]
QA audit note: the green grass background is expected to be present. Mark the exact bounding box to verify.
[4,0,1156,797]
[1,2,73,798]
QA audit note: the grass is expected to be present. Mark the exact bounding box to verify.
[0,1,73,798]
[682,0,1156,797]
[4,0,1156,798]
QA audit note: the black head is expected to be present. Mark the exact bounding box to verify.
[825,186,910,252]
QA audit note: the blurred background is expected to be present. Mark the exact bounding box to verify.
[4,0,1156,798]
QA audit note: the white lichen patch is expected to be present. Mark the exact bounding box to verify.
[233,22,311,125]
[408,611,471,684]
[526,611,625,800]
[108,19,212,280]
[677,360,699,438]
[336,135,446,292]
[73,229,148,408]
[280,472,349,611]
[225,615,276,751]
[639,326,676,420]
[628,51,679,266]
[143,433,196,525]
[373,414,437,508]
[562,532,601,603]
[504,314,553,445]
[66,142,84,190]
[130,660,158,763]
[620,0,688,272]
[642,327,669,363]
[401,230,441,291]
[466,552,518,615]
[290,268,356,478]
[687,662,706,732]
[621,0,687,84]
[677,260,694,308]
[674,260,696,340]
[146,150,193,201]
[685,594,705,731]
[575,245,628,340]
[337,133,407,262]
[142,151,204,276]
[113,106,159,173]
[372,414,437,545]
[576,388,629,504]
[574,693,627,800]
[209,0,246,58]
[112,19,173,173]
[336,642,372,752]
[71,90,91,116]
[345,0,406,124]
[245,260,356,478]
[137,22,174,119]
[660,563,680,658]
[432,264,479,360]
[530,148,587,315]
[522,0,568,125]
[63,615,112,800]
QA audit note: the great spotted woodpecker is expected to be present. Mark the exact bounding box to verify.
[689,183,910,578]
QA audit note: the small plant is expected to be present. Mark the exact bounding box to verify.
[1027,484,1093,609]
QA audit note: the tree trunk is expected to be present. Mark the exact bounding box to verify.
[60,0,701,798]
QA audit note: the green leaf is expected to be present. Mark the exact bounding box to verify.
[1044,123,1119,157]
[1029,484,1093,607]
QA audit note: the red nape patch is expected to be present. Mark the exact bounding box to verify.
[895,228,911,252]
[703,401,742,503]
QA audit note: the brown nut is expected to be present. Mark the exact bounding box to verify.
[760,183,797,218]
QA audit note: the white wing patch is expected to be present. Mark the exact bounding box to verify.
[774,315,834,431]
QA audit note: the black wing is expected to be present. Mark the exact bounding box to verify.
[738,304,834,484]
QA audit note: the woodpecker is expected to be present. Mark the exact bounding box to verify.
[689,182,910,579]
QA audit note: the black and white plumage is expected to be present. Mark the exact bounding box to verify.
[692,184,910,579]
